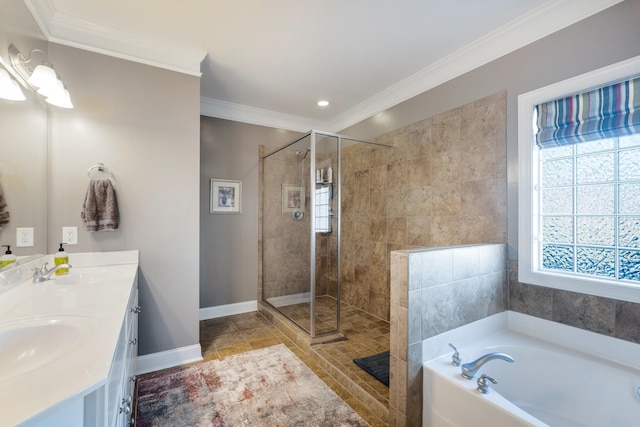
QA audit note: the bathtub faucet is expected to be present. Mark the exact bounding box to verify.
[461,352,514,379]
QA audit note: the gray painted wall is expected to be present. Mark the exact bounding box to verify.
[201,0,640,310]
[47,45,201,356]
[200,117,300,307]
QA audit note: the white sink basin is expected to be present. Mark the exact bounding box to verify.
[0,316,92,380]
[53,266,126,286]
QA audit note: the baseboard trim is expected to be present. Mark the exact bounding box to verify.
[136,344,203,375]
[199,300,258,320]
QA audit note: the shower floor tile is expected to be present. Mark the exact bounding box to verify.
[270,295,340,335]
[199,303,389,427]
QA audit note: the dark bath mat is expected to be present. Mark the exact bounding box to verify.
[353,350,389,387]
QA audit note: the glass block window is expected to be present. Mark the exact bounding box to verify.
[520,60,640,302]
[538,134,640,282]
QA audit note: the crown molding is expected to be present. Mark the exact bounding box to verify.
[25,0,622,129]
[200,97,324,133]
[325,0,624,132]
[202,0,622,131]
[25,0,206,76]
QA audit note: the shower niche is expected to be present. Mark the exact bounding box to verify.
[260,130,390,338]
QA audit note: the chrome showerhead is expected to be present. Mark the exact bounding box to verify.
[296,148,310,160]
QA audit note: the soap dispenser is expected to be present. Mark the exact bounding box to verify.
[54,243,69,275]
[0,245,16,267]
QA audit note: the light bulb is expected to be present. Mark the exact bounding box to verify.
[27,64,57,89]
[46,88,73,108]
[37,78,64,98]
[0,68,26,101]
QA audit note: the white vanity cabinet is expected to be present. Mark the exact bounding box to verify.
[113,289,139,427]
[1,251,141,427]
[85,282,139,427]
[115,289,140,426]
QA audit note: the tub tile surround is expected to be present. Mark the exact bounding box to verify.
[390,243,507,426]
[390,251,640,427]
[509,260,640,344]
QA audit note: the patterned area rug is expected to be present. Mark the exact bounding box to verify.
[136,344,369,426]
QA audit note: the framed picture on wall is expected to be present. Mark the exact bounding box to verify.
[282,184,305,213]
[210,179,242,214]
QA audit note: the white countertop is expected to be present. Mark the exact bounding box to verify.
[0,251,139,427]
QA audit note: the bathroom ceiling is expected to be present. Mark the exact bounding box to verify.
[26,0,621,131]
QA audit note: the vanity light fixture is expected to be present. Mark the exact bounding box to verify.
[0,68,26,101]
[317,100,330,107]
[7,44,73,108]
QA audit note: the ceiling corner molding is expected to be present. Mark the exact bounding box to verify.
[25,0,207,76]
[327,0,624,132]
[24,0,56,39]
[200,97,324,133]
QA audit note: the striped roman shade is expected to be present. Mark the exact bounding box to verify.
[535,76,640,148]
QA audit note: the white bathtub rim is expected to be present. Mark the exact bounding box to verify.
[506,311,640,369]
[422,310,640,370]
[422,310,640,427]
[423,358,549,427]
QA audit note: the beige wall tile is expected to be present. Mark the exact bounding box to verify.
[407,216,432,247]
[407,157,432,188]
[406,187,432,217]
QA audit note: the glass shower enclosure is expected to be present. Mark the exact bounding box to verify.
[262,130,341,337]
[262,130,391,337]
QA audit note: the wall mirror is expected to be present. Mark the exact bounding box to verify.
[0,4,49,270]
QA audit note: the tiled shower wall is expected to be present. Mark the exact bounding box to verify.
[339,92,507,321]
[389,244,507,427]
[261,146,311,301]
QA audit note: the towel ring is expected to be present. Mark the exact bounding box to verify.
[87,163,113,180]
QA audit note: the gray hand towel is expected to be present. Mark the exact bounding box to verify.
[0,182,9,230]
[81,179,119,231]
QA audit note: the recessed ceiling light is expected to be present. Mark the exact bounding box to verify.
[317,100,329,107]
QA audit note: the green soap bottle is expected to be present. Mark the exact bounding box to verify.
[54,243,69,275]
[0,245,16,268]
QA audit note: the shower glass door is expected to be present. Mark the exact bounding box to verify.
[312,133,339,335]
[262,134,313,334]
[262,131,340,337]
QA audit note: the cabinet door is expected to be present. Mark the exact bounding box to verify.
[121,290,139,426]
[107,320,128,427]
[111,286,139,426]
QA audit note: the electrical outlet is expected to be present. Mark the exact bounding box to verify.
[16,227,34,247]
[62,226,78,245]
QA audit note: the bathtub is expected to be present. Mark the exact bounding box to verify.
[422,311,640,427]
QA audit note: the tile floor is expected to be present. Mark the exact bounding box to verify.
[199,303,390,426]
[270,295,340,335]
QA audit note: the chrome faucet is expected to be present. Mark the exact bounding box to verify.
[448,343,462,366]
[476,374,498,393]
[32,262,72,283]
[461,352,514,379]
